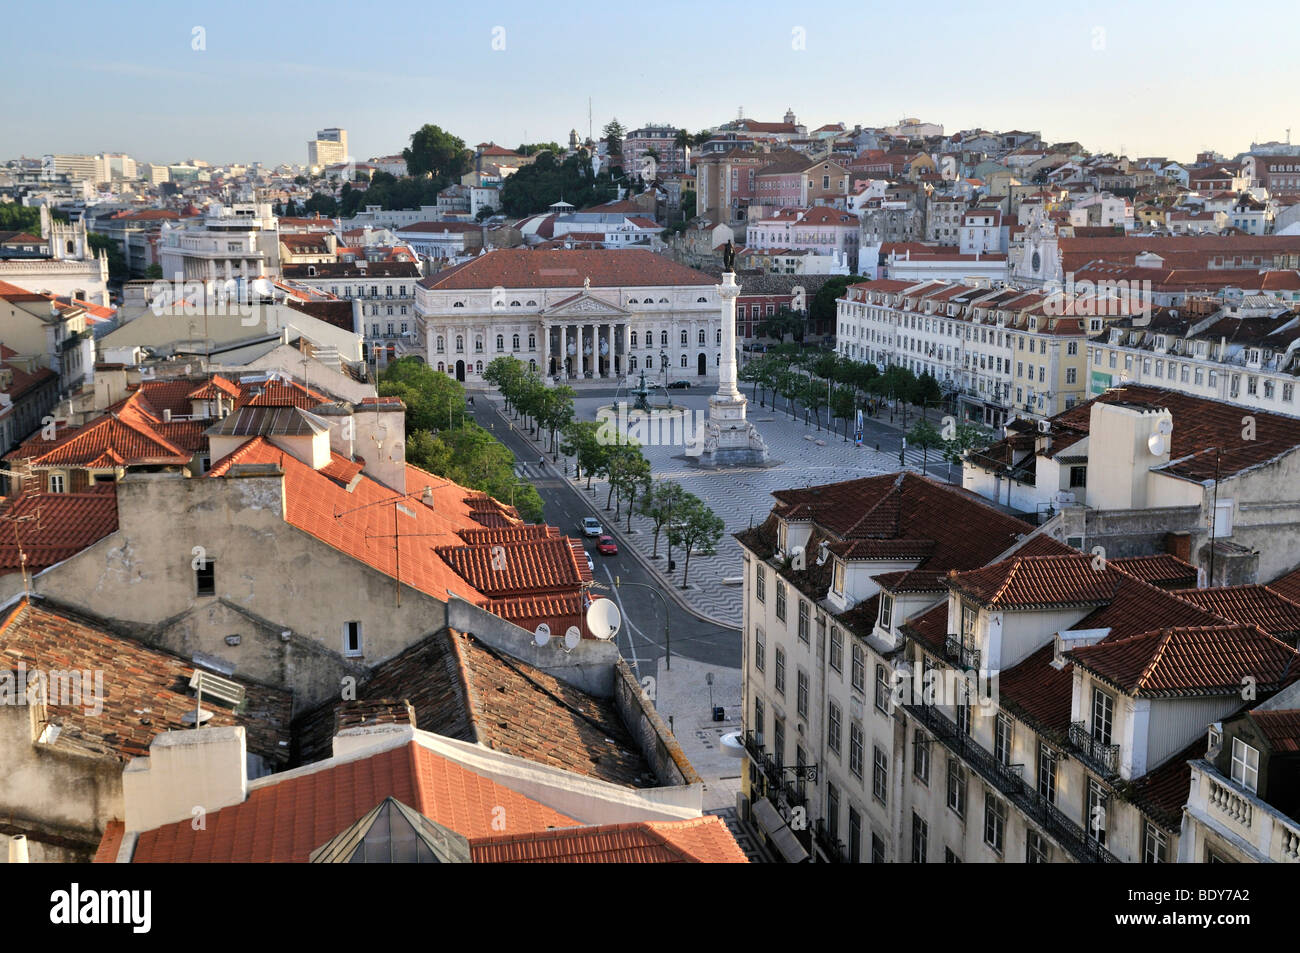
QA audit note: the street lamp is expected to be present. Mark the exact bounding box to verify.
[615,576,671,670]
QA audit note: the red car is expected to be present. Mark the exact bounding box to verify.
[597,535,618,555]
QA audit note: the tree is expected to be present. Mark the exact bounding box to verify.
[516,142,562,157]
[941,421,993,481]
[379,357,466,433]
[914,371,943,420]
[603,440,645,512]
[87,233,127,281]
[293,175,308,185]
[906,418,943,473]
[144,263,163,280]
[602,119,626,169]
[402,124,470,182]
[667,495,724,588]
[303,193,338,216]
[560,419,610,489]
[537,385,575,454]
[830,385,857,440]
[758,306,804,344]
[639,481,686,559]
[809,274,864,335]
[800,375,828,430]
[681,188,696,221]
[673,128,692,168]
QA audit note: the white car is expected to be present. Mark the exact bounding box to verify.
[581,517,603,537]
[584,552,594,572]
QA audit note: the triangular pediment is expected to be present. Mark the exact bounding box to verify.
[542,292,631,317]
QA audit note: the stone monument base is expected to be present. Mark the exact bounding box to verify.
[685,417,773,469]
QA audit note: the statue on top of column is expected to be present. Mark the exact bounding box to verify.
[720,240,735,272]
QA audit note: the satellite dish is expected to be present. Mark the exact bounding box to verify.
[585,599,621,641]
[533,623,551,647]
[564,626,582,650]
[1147,433,1167,456]
[719,732,746,759]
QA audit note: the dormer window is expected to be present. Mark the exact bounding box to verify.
[777,521,789,553]
[833,559,845,595]
[1231,738,1259,794]
[878,593,893,630]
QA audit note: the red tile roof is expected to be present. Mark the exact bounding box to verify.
[127,741,578,862]
[0,598,291,763]
[1249,709,1300,754]
[1128,736,1208,830]
[1172,585,1300,638]
[1268,566,1300,606]
[947,554,1122,609]
[0,486,118,574]
[93,820,125,863]
[996,643,1075,735]
[1067,624,1299,697]
[470,815,747,863]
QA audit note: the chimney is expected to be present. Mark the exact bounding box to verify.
[7,834,29,864]
[122,726,249,833]
[351,398,407,493]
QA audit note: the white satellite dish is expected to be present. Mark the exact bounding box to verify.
[720,731,746,759]
[564,626,582,650]
[1147,433,1167,456]
[533,623,551,647]
[585,599,622,641]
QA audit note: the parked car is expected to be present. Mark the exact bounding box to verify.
[597,535,618,555]
[581,517,603,538]
[667,380,691,389]
[584,552,594,572]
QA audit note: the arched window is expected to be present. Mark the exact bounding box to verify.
[436,336,445,353]
[512,334,520,350]
[681,330,688,345]
[455,335,464,352]
[661,330,668,346]
[630,356,638,370]
[510,300,521,307]
[716,353,720,365]
[529,358,537,370]
[495,335,503,350]
[697,296,708,303]
[526,300,537,306]
[646,356,653,369]
[66,239,75,255]
[475,337,484,353]
[629,298,639,304]
[475,361,483,373]
[698,329,706,344]
[659,297,669,304]
[630,331,638,347]
[437,362,445,372]
[680,355,688,367]
[453,301,465,308]
[528,333,536,349]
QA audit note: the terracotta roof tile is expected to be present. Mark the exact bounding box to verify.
[1172,585,1300,639]
[418,249,715,291]
[947,554,1123,609]
[1067,624,1299,697]
[1128,736,1208,830]
[997,642,1075,736]
[0,486,118,574]
[92,820,125,863]
[1249,709,1300,754]
[470,815,747,863]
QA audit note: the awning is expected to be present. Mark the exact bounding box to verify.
[751,797,810,864]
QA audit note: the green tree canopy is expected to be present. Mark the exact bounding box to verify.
[403,124,470,182]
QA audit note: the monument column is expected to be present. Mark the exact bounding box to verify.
[541,322,550,377]
[559,325,567,377]
[718,278,741,398]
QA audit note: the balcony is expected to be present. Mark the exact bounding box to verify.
[909,703,1119,863]
[1207,776,1253,829]
[812,818,846,863]
[945,634,981,672]
[1069,721,1120,777]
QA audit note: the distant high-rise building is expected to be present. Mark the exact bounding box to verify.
[48,153,110,185]
[308,127,349,172]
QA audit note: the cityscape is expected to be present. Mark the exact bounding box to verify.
[1,1,1297,917]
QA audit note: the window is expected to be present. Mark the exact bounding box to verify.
[1038,744,1058,805]
[983,792,1005,854]
[344,621,363,657]
[512,334,520,351]
[698,328,706,345]
[796,669,808,718]
[1143,823,1168,863]
[851,642,865,693]
[755,563,766,602]
[1231,737,1259,793]
[753,696,764,741]
[753,625,765,673]
[994,713,1013,766]
[661,330,668,346]
[956,693,971,737]
[879,593,893,631]
[774,646,786,696]
[1092,687,1114,745]
[773,718,785,769]
[826,783,839,843]
[528,334,536,349]
[946,759,966,818]
[1070,466,1087,488]
[195,559,215,596]
[828,702,842,755]
[829,625,842,673]
[48,472,66,494]
[775,581,786,621]
[680,355,688,368]
[849,722,864,778]
[495,334,504,351]
[680,330,688,345]
[1026,829,1048,863]
[797,600,809,643]
[832,559,845,594]
[630,331,638,347]
[911,813,928,863]
[914,730,930,784]
[1087,778,1108,845]
[944,847,960,863]
[871,833,885,864]
[874,664,891,714]
[848,807,862,863]
[872,745,888,804]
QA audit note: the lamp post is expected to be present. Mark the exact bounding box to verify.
[615,576,671,670]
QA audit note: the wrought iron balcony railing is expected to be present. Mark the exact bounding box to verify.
[944,634,981,672]
[909,703,1119,863]
[812,818,846,863]
[1069,721,1120,777]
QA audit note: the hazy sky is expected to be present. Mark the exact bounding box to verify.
[3,0,1297,166]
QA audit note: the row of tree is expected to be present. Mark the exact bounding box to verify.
[379,357,545,521]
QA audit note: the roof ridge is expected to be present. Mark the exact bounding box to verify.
[445,629,483,745]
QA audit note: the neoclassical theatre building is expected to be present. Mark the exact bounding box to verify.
[415,249,725,383]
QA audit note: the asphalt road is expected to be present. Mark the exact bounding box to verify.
[465,392,742,679]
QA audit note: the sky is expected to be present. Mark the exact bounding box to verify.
[3,0,1298,167]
